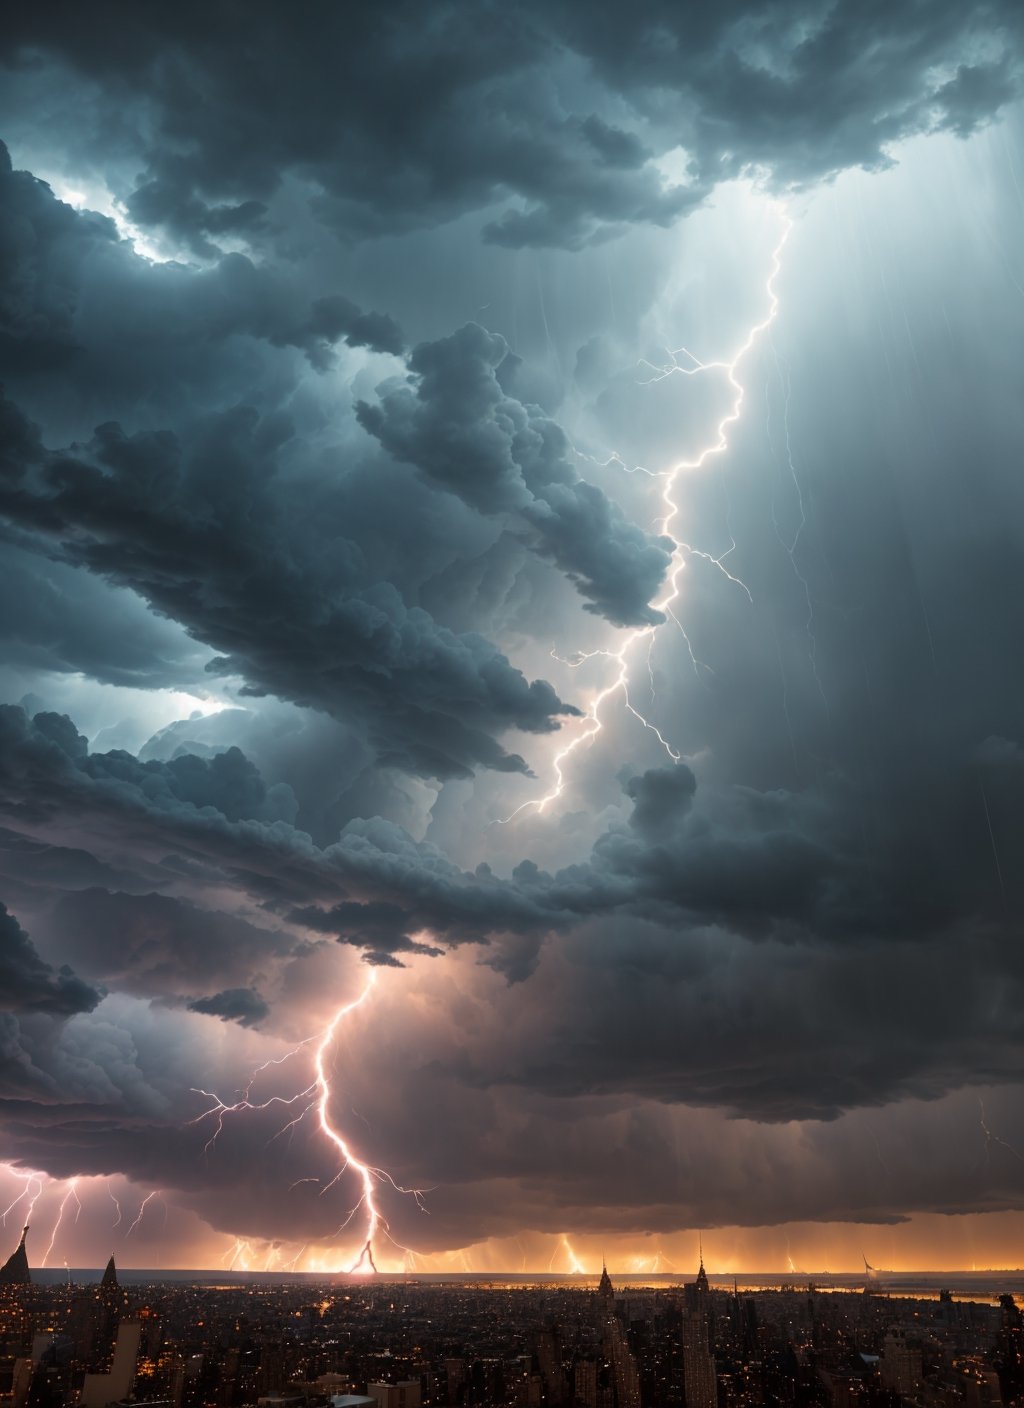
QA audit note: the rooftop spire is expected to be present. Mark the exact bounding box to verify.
[695,1236,709,1294]
[100,1254,118,1290]
[0,1225,31,1286]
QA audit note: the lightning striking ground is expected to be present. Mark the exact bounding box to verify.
[501,204,792,820]
[189,969,426,1273]
[41,1180,80,1267]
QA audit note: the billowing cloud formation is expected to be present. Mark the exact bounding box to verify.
[0,903,101,1016]
[1,1,1020,251]
[0,1,1024,1270]
[186,988,270,1028]
[359,324,672,626]
[1,702,1023,1131]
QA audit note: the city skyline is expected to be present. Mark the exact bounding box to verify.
[1,3,1024,1276]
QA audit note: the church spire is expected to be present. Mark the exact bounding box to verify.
[100,1254,118,1290]
[0,1225,31,1286]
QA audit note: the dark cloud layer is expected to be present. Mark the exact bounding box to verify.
[358,323,672,626]
[0,146,603,780]
[0,903,101,1017]
[1,1,1020,252]
[186,987,269,1028]
[2,703,1023,1133]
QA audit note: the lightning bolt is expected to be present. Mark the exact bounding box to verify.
[41,1180,80,1267]
[282,1243,307,1271]
[549,1234,585,1274]
[107,1183,122,1229]
[979,1096,1024,1164]
[125,1191,160,1237]
[223,1238,253,1271]
[189,968,427,1274]
[501,203,792,821]
[1,1168,45,1225]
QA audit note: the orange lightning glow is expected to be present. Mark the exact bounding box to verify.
[502,203,792,820]
[561,1234,585,1274]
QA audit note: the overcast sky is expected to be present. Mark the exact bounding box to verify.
[1,1,1024,1274]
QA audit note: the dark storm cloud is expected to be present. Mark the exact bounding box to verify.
[0,140,401,381]
[0,903,101,1017]
[2,700,1024,1126]
[0,545,208,691]
[1,1,1021,253]
[0,147,608,779]
[358,323,672,627]
[0,385,577,780]
[46,889,299,1001]
[186,987,269,1028]
[4,700,1023,974]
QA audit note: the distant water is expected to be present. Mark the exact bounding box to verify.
[27,1269,1024,1299]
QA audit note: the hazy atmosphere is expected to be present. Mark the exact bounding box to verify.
[2,0,1024,1275]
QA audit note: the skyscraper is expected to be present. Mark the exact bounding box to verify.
[594,1268,640,1408]
[682,1253,717,1408]
[79,1320,142,1408]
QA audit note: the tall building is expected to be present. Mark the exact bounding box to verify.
[683,1253,717,1408]
[880,1331,923,1396]
[69,1253,127,1370]
[594,1268,640,1408]
[682,1313,716,1408]
[367,1381,421,1408]
[79,1319,142,1408]
[538,1325,566,1404]
[0,1226,31,1287]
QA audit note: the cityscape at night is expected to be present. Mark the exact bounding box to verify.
[2,1231,1024,1408]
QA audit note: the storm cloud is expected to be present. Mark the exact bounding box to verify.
[0,1,1023,1270]
[0,2,1020,252]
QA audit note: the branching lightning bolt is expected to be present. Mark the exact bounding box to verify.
[1,1169,45,1226]
[41,1180,80,1267]
[189,969,427,1273]
[502,204,792,821]
[125,1190,161,1237]
[979,1097,1024,1164]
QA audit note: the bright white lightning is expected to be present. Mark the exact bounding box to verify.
[502,204,792,821]
[190,969,427,1274]
[125,1190,160,1237]
[41,1180,81,1267]
[1,1169,45,1226]
[107,1183,122,1229]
